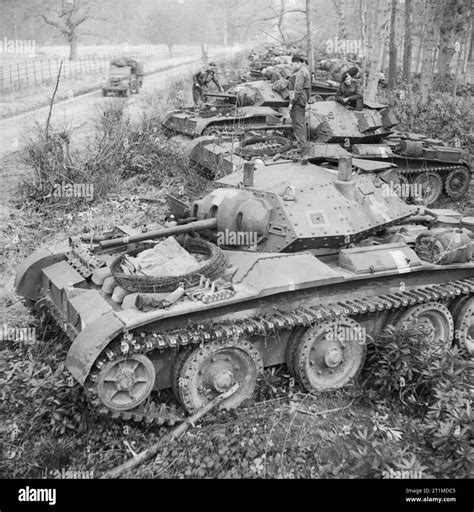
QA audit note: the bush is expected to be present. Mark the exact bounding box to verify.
[359,324,472,478]
[378,90,474,156]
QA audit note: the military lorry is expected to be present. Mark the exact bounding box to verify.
[188,100,472,205]
[102,58,144,97]
[15,161,473,423]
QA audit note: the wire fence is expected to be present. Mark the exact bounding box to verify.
[0,45,202,94]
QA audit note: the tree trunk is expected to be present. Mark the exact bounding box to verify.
[462,20,472,74]
[223,18,228,47]
[365,0,390,101]
[388,0,398,88]
[69,38,78,60]
[167,43,174,58]
[437,30,456,77]
[470,17,474,61]
[402,0,413,82]
[306,0,314,78]
[201,43,208,65]
[335,0,347,40]
[359,0,368,89]
[420,0,439,102]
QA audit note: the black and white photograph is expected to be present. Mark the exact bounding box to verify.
[0,0,472,503]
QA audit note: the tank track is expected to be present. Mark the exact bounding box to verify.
[85,277,474,425]
[395,164,465,175]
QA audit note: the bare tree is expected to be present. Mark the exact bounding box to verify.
[436,0,472,77]
[306,0,315,76]
[402,0,413,83]
[420,0,439,102]
[334,0,347,40]
[38,0,93,60]
[388,0,398,88]
[364,0,391,101]
[146,0,190,57]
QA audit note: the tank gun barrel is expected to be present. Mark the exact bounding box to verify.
[205,93,238,99]
[98,218,218,250]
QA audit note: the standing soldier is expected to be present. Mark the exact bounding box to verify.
[289,54,311,153]
[192,62,223,108]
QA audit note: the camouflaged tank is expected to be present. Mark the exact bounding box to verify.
[189,100,472,205]
[15,161,474,423]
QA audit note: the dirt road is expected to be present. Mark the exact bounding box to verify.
[0,57,202,160]
[0,49,242,219]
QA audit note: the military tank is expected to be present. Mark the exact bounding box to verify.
[15,161,473,423]
[162,80,289,138]
[189,100,472,205]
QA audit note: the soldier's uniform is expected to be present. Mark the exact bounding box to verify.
[193,66,222,107]
[289,64,311,151]
[335,80,363,109]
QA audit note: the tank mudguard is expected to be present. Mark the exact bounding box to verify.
[66,311,125,384]
[14,243,70,300]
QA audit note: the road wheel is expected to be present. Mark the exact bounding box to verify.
[97,354,155,412]
[294,318,367,392]
[451,297,474,357]
[176,339,263,413]
[413,172,443,206]
[444,168,471,199]
[389,302,454,353]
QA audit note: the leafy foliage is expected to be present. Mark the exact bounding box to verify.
[379,91,474,155]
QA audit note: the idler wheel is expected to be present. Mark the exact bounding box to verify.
[413,172,443,206]
[294,318,367,392]
[176,339,263,413]
[389,302,454,352]
[97,354,155,412]
[444,168,471,199]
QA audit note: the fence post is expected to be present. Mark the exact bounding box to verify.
[48,59,52,84]
[33,60,37,85]
[9,65,13,91]
[40,59,44,84]
[17,63,21,89]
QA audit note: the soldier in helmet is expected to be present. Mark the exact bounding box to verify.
[192,62,223,108]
